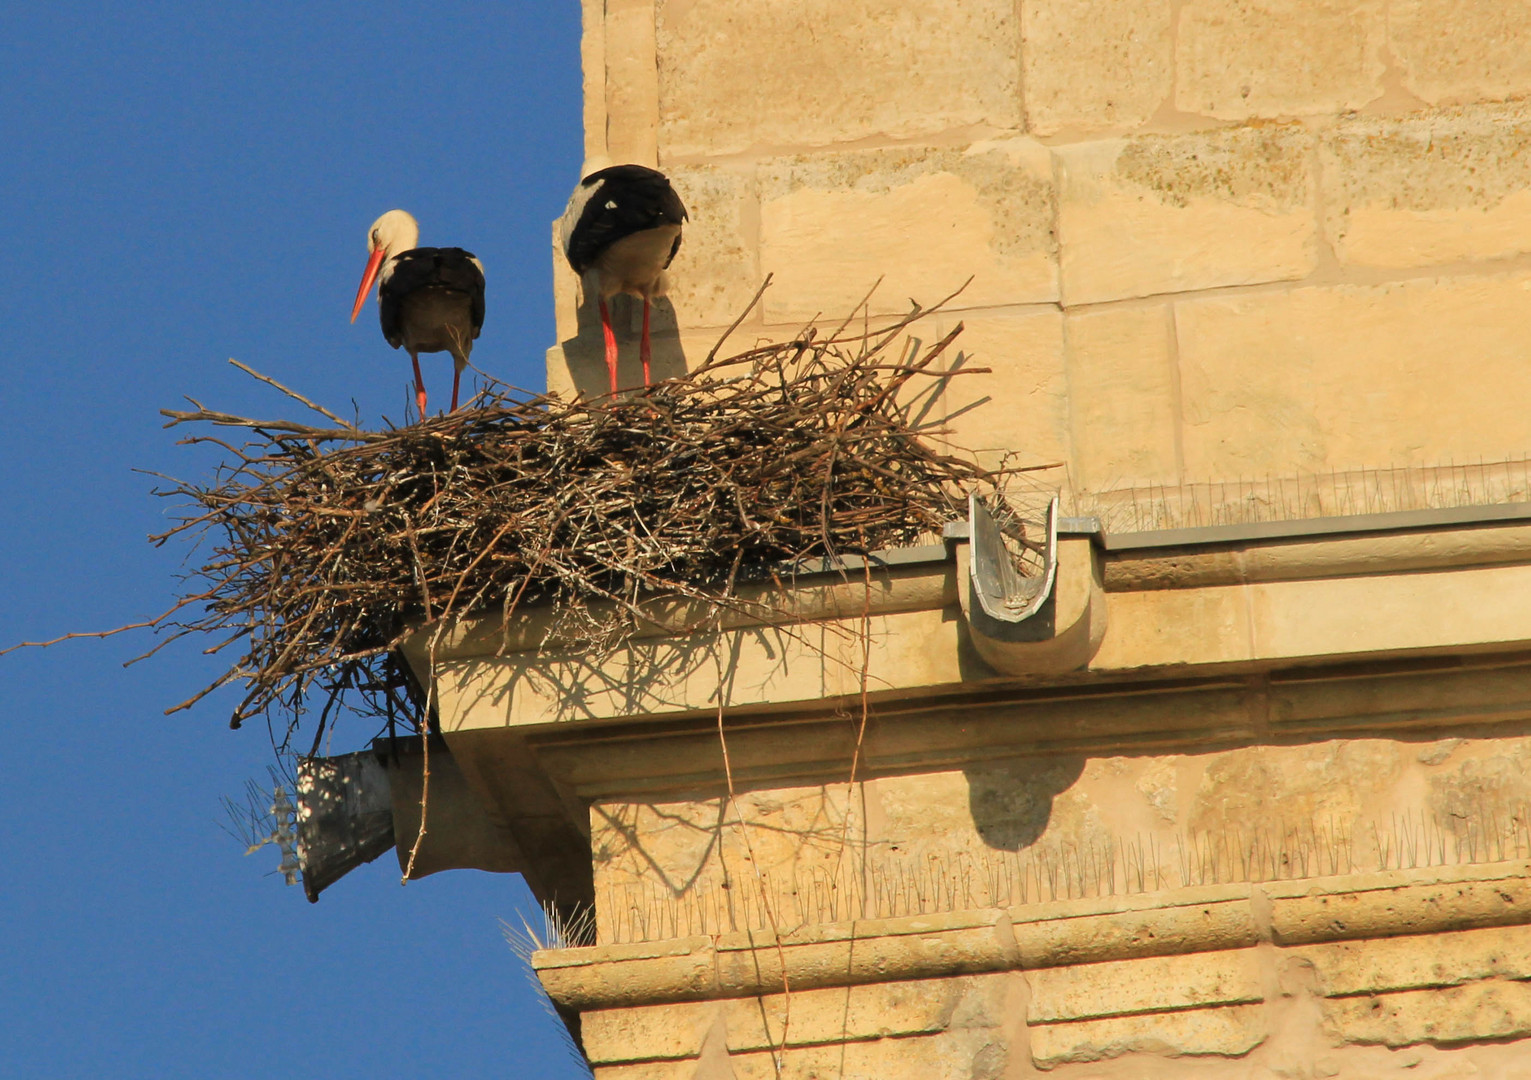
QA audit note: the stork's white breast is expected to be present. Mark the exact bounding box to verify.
[593,224,682,299]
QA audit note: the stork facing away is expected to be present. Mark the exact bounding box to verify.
[350,209,485,417]
[559,165,687,395]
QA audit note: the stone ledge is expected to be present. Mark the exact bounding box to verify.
[534,860,1531,1010]
[575,918,1531,1070]
[540,909,1016,1012]
[1027,948,1263,1023]
[1270,872,1531,945]
[1105,520,1531,592]
[421,528,1531,744]
[1327,979,1531,1047]
[1292,923,1531,998]
[1011,892,1258,969]
[581,974,1008,1064]
[582,929,1531,1069]
[1028,1003,1266,1068]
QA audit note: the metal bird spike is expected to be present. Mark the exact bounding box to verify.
[219,767,299,885]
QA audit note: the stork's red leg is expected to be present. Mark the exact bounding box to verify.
[450,366,462,412]
[599,296,619,395]
[411,352,428,419]
[640,297,652,387]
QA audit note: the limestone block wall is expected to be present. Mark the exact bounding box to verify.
[565,733,1531,1077]
[567,918,1531,1077]
[535,5,1531,1076]
[554,0,1531,509]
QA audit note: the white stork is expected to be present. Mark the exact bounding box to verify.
[349,209,485,417]
[559,165,687,395]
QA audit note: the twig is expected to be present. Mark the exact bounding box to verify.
[7,295,1044,775]
[227,359,360,430]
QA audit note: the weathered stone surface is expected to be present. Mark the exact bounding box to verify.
[551,220,581,347]
[1028,1003,1266,1066]
[603,0,659,166]
[659,164,761,330]
[1390,0,1531,106]
[1293,924,1531,998]
[1105,560,1531,671]
[1021,0,1173,134]
[1321,104,1531,269]
[583,1000,716,1064]
[1176,0,1387,118]
[1327,979,1531,1046]
[1174,273,1531,478]
[1428,736,1531,828]
[1106,518,1531,592]
[546,326,709,401]
[579,0,607,163]
[1057,125,1317,305]
[582,976,1008,1063]
[1271,873,1531,946]
[712,915,1016,999]
[728,1027,1009,1080]
[1027,948,1263,1022]
[537,936,720,1011]
[1278,670,1531,745]
[545,343,577,399]
[551,7,1531,1073]
[1063,303,1180,490]
[655,0,1021,159]
[723,975,1006,1052]
[549,319,811,400]
[759,141,1058,322]
[591,784,869,934]
[1013,898,1260,968]
[580,735,1531,954]
[928,311,1069,471]
[1186,740,1402,838]
[448,593,965,730]
[1094,581,1254,669]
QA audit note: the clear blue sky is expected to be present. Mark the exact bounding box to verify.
[0,5,593,1076]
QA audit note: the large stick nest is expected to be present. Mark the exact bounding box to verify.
[148,298,1035,753]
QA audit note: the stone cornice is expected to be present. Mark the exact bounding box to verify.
[534,859,1531,1010]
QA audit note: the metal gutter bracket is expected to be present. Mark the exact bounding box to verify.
[955,494,1107,675]
[296,750,395,903]
[295,739,528,902]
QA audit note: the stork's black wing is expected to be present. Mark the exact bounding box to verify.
[562,165,688,274]
[378,247,486,347]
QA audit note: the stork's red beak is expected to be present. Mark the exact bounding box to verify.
[349,248,387,323]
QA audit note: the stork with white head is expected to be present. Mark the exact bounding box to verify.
[559,165,687,395]
[350,209,485,417]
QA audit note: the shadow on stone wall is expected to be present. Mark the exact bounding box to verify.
[963,755,1085,851]
[560,290,687,397]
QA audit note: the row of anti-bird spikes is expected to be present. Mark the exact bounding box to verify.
[592,803,1531,945]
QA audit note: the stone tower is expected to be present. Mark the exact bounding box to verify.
[404,3,1531,1076]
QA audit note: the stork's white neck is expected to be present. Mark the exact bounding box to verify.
[367,209,420,258]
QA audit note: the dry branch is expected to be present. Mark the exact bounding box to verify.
[31,298,1047,755]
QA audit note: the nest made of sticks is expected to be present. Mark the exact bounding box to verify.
[143,295,1038,754]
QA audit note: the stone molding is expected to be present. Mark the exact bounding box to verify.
[535,859,1531,1010]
